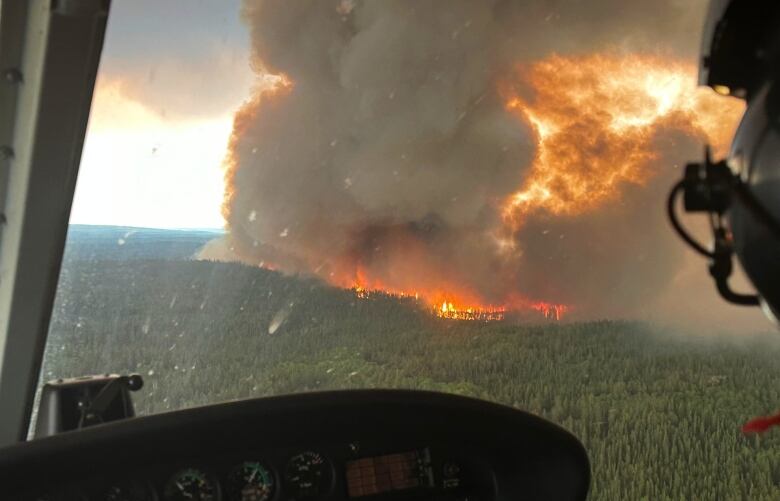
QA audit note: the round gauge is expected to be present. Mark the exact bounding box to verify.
[284,451,332,500]
[163,468,219,501]
[104,482,157,501]
[226,461,275,501]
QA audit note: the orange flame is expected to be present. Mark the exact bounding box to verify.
[340,54,742,320]
[347,267,510,321]
[531,302,568,321]
[349,272,557,322]
[436,301,506,321]
[223,53,745,322]
[501,53,744,224]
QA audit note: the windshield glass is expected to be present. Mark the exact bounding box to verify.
[40,0,780,499]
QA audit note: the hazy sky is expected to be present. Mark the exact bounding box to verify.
[69,0,252,229]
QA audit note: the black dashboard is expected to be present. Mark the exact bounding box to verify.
[1,390,590,501]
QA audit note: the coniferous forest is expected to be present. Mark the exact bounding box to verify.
[40,226,780,500]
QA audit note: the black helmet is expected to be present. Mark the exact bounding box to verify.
[668,0,780,320]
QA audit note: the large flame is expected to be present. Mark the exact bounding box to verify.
[220,52,743,322]
[501,53,743,224]
[346,54,741,319]
[345,264,511,321]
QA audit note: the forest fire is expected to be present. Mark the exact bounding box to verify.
[436,301,506,321]
[351,284,509,321]
[501,53,743,225]
[531,302,568,321]
[352,284,418,301]
[350,280,558,322]
[214,0,746,324]
[323,53,738,322]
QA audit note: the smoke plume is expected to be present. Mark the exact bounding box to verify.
[203,0,760,325]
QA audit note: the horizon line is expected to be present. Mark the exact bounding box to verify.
[68,222,226,233]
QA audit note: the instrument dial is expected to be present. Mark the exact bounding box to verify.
[163,468,219,501]
[284,451,332,500]
[226,461,275,501]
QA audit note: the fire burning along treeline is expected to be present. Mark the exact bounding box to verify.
[205,0,745,324]
[353,284,507,321]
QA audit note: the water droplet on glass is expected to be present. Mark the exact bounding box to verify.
[269,304,292,334]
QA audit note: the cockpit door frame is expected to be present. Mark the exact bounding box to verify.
[0,0,109,445]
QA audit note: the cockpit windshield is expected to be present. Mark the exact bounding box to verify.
[40,1,780,499]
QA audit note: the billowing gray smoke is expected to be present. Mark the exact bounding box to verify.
[203,0,764,327]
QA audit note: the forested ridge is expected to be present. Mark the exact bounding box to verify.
[41,226,780,500]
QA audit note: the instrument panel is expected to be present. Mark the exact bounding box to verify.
[26,445,478,501]
[3,390,590,501]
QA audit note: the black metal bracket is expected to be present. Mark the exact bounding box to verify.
[35,373,144,438]
[668,147,760,306]
[77,374,143,428]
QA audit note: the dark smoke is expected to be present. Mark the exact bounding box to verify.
[203,0,766,328]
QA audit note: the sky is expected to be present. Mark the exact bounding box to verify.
[69,0,252,229]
